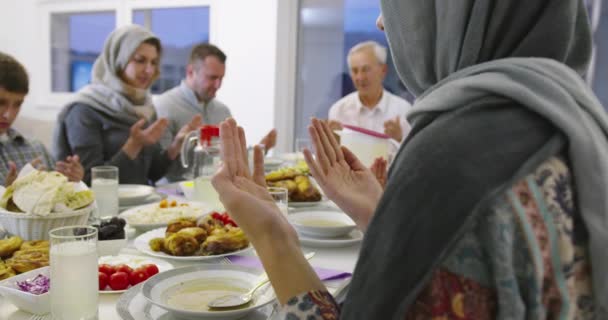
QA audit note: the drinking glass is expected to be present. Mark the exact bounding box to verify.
[50,226,99,320]
[295,138,311,154]
[268,187,289,216]
[91,166,119,217]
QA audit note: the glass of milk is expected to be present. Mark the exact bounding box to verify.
[49,226,99,320]
[268,187,289,216]
[91,166,119,217]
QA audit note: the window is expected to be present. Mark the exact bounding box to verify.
[293,0,408,145]
[51,12,116,92]
[133,7,210,94]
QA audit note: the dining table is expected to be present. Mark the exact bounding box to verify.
[0,182,362,320]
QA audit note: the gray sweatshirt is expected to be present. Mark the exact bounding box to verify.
[54,103,171,185]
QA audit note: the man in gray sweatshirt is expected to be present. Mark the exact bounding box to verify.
[155,43,276,182]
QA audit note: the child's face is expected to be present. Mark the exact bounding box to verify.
[0,87,25,134]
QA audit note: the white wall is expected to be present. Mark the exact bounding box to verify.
[0,0,289,148]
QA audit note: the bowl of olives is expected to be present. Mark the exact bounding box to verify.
[94,217,127,256]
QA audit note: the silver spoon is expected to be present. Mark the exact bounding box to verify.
[208,252,316,309]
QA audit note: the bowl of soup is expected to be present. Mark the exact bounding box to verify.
[142,264,275,320]
[288,210,357,238]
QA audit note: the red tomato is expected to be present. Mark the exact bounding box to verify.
[115,264,133,275]
[98,264,115,277]
[141,264,159,277]
[129,269,148,286]
[99,272,109,290]
[211,212,222,220]
[109,272,130,290]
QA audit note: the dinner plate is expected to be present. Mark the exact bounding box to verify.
[298,229,363,248]
[98,255,173,294]
[289,210,356,238]
[119,192,167,212]
[116,283,274,320]
[134,228,252,261]
[141,264,275,320]
[119,185,156,206]
[263,157,284,171]
[119,201,207,232]
[288,199,329,208]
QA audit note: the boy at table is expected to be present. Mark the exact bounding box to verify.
[0,51,83,186]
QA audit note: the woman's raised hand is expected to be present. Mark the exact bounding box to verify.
[131,118,168,146]
[122,118,168,159]
[211,118,296,241]
[304,118,383,230]
[212,118,324,304]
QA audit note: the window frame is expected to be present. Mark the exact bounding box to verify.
[38,0,216,107]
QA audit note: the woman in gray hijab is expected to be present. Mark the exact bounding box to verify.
[53,25,201,185]
[212,0,607,319]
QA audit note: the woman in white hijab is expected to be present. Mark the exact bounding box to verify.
[211,0,608,319]
[53,25,201,185]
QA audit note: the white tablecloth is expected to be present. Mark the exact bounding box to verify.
[0,217,360,319]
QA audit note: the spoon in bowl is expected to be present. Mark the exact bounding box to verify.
[208,252,316,309]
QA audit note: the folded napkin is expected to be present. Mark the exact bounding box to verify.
[227,255,352,281]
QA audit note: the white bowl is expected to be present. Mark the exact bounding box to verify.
[97,237,128,256]
[0,204,93,240]
[0,266,50,315]
[118,184,155,206]
[263,157,284,171]
[289,210,356,238]
[178,181,195,200]
[142,264,275,320]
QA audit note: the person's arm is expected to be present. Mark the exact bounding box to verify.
[211,119,326,303]
[63,105,162,184]
[62,105,111,183]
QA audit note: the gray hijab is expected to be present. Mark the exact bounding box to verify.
[342,0,608,318]
[60,24,160,125]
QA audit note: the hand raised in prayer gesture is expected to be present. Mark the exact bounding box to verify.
[259,128,277,153]
[55,155,84,182]
[370,156,388,189]
[122,118,168,159]
[211,118,293,238]
[383,116,403,142]
[5,158,47,186]
[211,118,324,304]
[167,115,203,160]
[304,118,383,230]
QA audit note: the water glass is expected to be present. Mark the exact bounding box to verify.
[50,226,99,320]
[295,138,311,154]
[268,187,289,216]
[91,166,119,217]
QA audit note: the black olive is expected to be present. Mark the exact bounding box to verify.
[99,224,119,240]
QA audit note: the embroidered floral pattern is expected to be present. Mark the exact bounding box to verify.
[280,157,594,319]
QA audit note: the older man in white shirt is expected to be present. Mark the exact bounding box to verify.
[328,41,412,143]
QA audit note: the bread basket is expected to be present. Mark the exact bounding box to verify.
[0,204,93,240]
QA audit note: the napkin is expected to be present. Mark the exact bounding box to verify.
[227,255,352,281]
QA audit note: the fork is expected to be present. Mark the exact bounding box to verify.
[220,257,232,265]
[28,314,50,320]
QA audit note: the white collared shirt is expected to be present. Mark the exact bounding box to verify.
[328,90,412,141]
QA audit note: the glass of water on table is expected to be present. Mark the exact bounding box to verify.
[91,166,119,218]
[268,187,289,216]
[49,226,99,320]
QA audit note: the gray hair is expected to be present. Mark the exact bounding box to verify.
[347,41,387,68]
